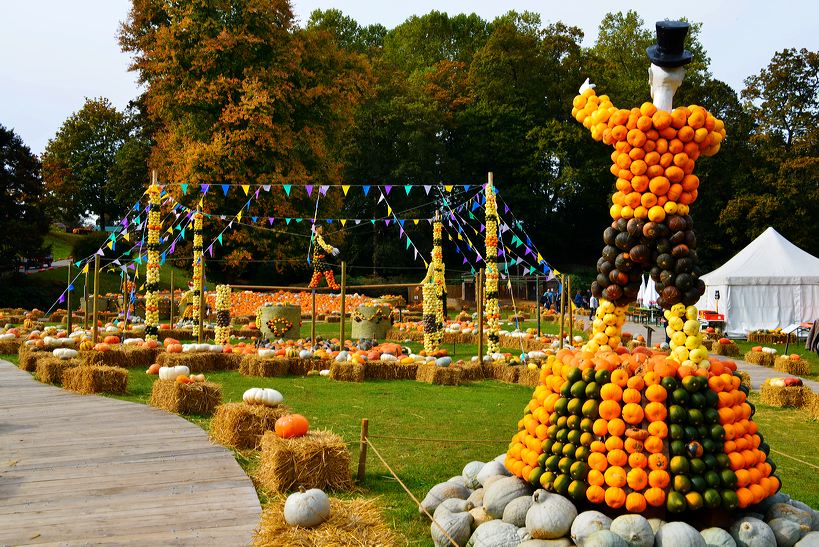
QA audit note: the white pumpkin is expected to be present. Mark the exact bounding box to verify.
[258,348,274,358]
[656,522,706,547]
[796,532,819,546]
[319,369,330,376]
[609,514,654,547]
[768,504,813,528]
[435,356,452,367]
[730,517,776,547]
[242,387,283,406]
[158,365,190,381]
[209,344,223,353]
[123,337,144,345]
[432,499,474,547]
[468,520,521,547]
[283,487,330,528]
[419,481,470,515]
[525,489,577,540]
[483,476,532,519]
[462,461,484,490]
[52,348,78,360]
[572,511,613,546]
[380,353,398,361]
[501,495,533,528]
[700,527,737,547]
[299,349,313,359]
[0,333,14,341]
[583,530,628,547]
[477,460,510,486]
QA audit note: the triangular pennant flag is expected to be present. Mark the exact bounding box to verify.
[201,184,210,194]
[387,205,392,216]
[384,185,392,195]
[362,185,370,196]
[423,185,432,195]
[236,210,243,221]
[413,219,420,225]
[283,185,292,196]
[255,187,260,199]
[286,218,291,224]
[75,260,82,267]
[81,263,89,274]
[160,252,166,265]
[122,232,130,242]
[504,204,510,214]
[181,183,188,195]
[377,193,385,204]
[340,219,347,226]
[370,219,376,225]
[217,234,223,245]
[305,184,313,197]
[355,220,361,224]
[319,185,329,196]
[208,245,214,257]
[444,185,453,192]
[463,185,470,192]
[463,256,468,264]
[241,184,250,196]
[405,237,411,250]
[58,293,65,304]
[252,216,257,223]
[106,241,114,250]
[221,184,230,196]
[263,184,271,192]
[342,185,350,195]
[404,185,412,195]
[385,219,391,226]
[268,217,274,225]
[295,218,303,223]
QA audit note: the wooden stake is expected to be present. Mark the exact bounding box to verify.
[476,268,484,362]
[339,261,346,346]
[92,255,100,344]
[311,289,317,342]
[559,275,566,349]
[198,254,206,344]
[357,418,369,482]
[66,262,72,333]
[169,269,175,327]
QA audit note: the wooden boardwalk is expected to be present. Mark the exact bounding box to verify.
[0,360,261,546]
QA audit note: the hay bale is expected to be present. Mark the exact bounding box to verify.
[81,346,161,368]
[364,360,418,380]
[0,338,22,355]
[806,392,819,421]
[63,365,128,394]
[456,361,485,382]
[518,366,541,387]
[416,362,460,385]
[490,364,522,384]
[713,341,741,357]
[149,380,222,415]
[325,315,340,323]
[210,402,291,449]
[759,383,811,408]
[329,362,364,383]
[35,357,80,384]
[255,430,353,493]
[252,495,400,547]
[289,358,323,376]
[239,356,290,377]
[157,352,239,372]
[774,357,811,376]
[18,346,49,372]
[744,351,775,367]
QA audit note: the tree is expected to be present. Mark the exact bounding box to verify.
[0,125,49,274]
[41,98,142,228]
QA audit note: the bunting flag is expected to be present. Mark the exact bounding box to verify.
[305,184,313,197]
[241,184,250,196]
[342,185,350,195]
[283,185,292,196]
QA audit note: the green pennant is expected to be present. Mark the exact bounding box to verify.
[406,237,411,250]
[283,185,291,196]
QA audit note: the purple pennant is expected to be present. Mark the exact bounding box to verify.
[58,293,65,304]
[384,219,391,226]
[208,245,214,257]
[255,188,260,199]
[169,241,176,254]
[305,185,313,197]
[122,217,129,227]
[319,185,329,196]
[268,217,274,225]
[504,204,510,214]
[480,223,485,232]
[499,248,505,256]
[525,246,535,257]
[462,257,468,264]
[201,184,210,194]
[384,185,392,195]
[399,227,404,238]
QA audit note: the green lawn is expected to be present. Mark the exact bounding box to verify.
[43,228,88,260]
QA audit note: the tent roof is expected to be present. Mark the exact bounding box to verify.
[701,227,819,285]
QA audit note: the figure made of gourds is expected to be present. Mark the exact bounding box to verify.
[308,225,341,291]
[421,218,446,353]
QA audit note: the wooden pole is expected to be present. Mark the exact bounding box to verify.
[356,418,369,482]
[339,261,346,346]
[169,269,175,327]
[92,255,100,344]
[535,275,541,337]
[559,275,566,349]
[568,275,573,342]
[66,263,72,332]
[311,289,317,342]
[198,254,206,343]
[83,267,89,329]
[477,268,484,362]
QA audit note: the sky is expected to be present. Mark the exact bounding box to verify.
[1,0,816,156]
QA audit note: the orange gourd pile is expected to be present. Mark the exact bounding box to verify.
[572,88,725,223]
[203,290,388,318]
[506,347,779,514]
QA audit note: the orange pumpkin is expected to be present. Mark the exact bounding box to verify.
[146,363,161,374]
[275,414,309,439]
[94,343,110,352]
[167,343,183,353]
[104,335,120,345]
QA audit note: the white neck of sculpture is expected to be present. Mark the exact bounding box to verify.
[649,64,686,112]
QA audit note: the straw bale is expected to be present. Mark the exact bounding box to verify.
[518,366,541,387]
[442,332,477,345]
[289,358,323,376]
[484,363,521,384]
[363,360,418,380]
[806,392,819,421]
[325,315,340,323]
[700,339,715,352]
[736,370,751,389]
[252,495,401,547]
[744,351,775,367]
[81,346,161,368]
[416,362,461,385]
[157,351,239,372]
[35,357,80,384]
[18,345,49,372]
[759,384,811,408]
[774,357,811,376]
[456,361,485,382]
[330,362,365,383]
[149,379,222,415]
[234,328,261,339]
[0,338,22,355]
[63,365,128,395]
[210,402,291,449]
[713,342,741,357]
[239,355,290,377]
[747,332,795,344]
[255,430,353,493]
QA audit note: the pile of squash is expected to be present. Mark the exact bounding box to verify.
[505,347,779,515]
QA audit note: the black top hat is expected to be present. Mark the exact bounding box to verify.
[646,20,693,68]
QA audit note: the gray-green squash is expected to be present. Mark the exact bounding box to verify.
[655,522,707,547]
[525,490,577,540]
[572,511,613,546]
[583,530,628,547]
[768,518,806,547]
[467,520,521,547]
[730,516,777,547]
[483,476,532,519]
[700,527,737,547]
[502,495,534,528]
[609,514,654,547]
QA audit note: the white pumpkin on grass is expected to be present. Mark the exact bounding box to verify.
[419,481,471,515]
[467,520,521,547]
[524,489,576,540]
[158,365,190,381]
[242,388,283,406]
[283,487,330,528]
[52,348,78,360]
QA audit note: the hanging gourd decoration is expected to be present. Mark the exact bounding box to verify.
[191,211,204,338]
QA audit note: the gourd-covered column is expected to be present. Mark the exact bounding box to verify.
[421,217,446,353]
[214,284,231,345]
[144,182,162,341]
[191,210,204,339]
[484,175,501,355]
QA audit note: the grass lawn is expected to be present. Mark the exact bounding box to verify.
[43,228,88,260]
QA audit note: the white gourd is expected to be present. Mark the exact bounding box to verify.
[462,461,484,489]
[796,532,819,546]
[502,495,533,527]
[655,522,706,547]
[572,511,613,546]
[260,388,283,406]
[243,388,260,403]
[524,489,577,540]
[467,520,521,547]
[419,481,471,515]
[209,344,223,352]
[435,356,452,367]
[283,487,330,528]
[258,349,274,358]
[477,461,510,486]
[609,515,654,547]
[299,350,312,359]
[123,338,143,345]
[700,527,737,547]
[583,530,628,547]
[483,476,532,519]
[767,518,804,547]
[730,517,776,547]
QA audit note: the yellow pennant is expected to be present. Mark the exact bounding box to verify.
[340,219,347,226]
[413,219,420,225]
[537,252,544,263]
[122,232,130,242]
[241,184,250,196]
[387,205,392,216]
[82,264,89,274]
[237,210,243,221]
[444,185,453,192]
[106,241,113,250]
[342,185,350,195]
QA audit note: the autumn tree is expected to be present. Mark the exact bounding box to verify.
[0,125,49,274]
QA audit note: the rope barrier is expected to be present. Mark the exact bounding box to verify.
[364,437,459,547]
[367,434,509,444]
[769,448,819,471]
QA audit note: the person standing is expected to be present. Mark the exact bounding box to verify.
[589,294,599,320]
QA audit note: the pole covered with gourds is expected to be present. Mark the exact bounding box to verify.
[214,284,231,345]
[144,174,162,341]
[191,210,204,339]
[484,173,500,356]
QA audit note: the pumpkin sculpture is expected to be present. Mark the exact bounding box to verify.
[506,21,778,516]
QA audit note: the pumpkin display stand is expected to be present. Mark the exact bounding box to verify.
[35,357,80,384]
[210,402,291,449]
[253,495,399,546]
[745,350,776,367]
[329,362,365,383]
[350,303,392,341]
[774,356,811,376]
[713,341,741,357]
[149,379,222,415]
[0,337,22,354]
[255,430,353,493]
[759,382,811,408]
[157,352,241,372]
[363,360,418,380]
[239,355,295,377]
[258,304,301,341]
[63,365,128,395]
[81,346,162,368]
[416,362,460,385]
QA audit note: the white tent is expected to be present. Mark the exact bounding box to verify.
[696,227,819,337]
